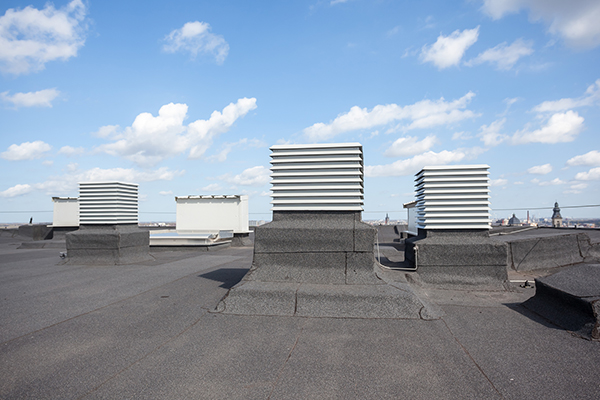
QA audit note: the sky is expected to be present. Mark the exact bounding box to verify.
[1,0,600,224]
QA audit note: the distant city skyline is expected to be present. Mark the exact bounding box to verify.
[1,0,599,223]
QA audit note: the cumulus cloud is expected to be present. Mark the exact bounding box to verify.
[511,111,584,144]
[566,150,600,167]
[0,0,87,75]
[304,92,478,141]
[163,21,229,65]
[33,166,184,195]
[0,183,32,198]
[527,163,552,174]
[1,141,52,160]
[531,177,566,186]
[96,98,257,166]
[206,138,265,162]
[478,118,507,147]
[480,0,600,48]
[565,182,588,193]
[1,89,60,108]
[365,148,483,177]
[384,135,437,157]
[574,167,600,181]
[201,183,223,192]
[220,166,270,186]
[532,79,600,113]
[466,38,534,70]
[490,178,508,186]
[58,145,84,156]
[420,26,479,69]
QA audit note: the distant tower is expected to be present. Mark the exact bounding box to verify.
[385,213,389,225]
[552,202,563,228]
[508,214,521,226]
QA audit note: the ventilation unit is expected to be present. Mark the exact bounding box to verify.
[78,182,138,224]
[270,142,364,211]
[415,165,490,230]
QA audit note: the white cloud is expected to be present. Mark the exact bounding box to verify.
[527,164,552,174]
[93,125,120,138]
[163,21,229,65]
[511,111,584,144]
[1,89,60,108]
[221,166,270,186]
[97,98,257,167]
[466,38,534,70]
[565,182,588,193]
[480,0,600,48]
[490,178,508,186]
[304,92,478,141]
[331,0,349,5]
[532,177,566,186]
[420,26,479,69]
[0,183,32,198]
[159,190,173,196]
[1,141,52,160]
[566,150,600,167]
[452,131,472,140]
[0,0,87,75]
[201,183,223,192]
[33,166,184,195]
[532,79,600,113]
[206,138,265,162]
[384,135,437,157]
[58,145,84,156]
[574,167,600,181]
[478,118,508,147]
[365,148,483,177]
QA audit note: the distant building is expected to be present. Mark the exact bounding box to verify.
[384,213,390,225]
[508,214,521,226]
[552,202,563,228]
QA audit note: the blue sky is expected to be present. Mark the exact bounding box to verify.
[1,0,599,223]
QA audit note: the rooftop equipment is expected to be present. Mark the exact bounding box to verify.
[415,164,490,230]
[78,182,138,225]
[270,142,364,211]
[175,195,249,234]
[51,197,79,227]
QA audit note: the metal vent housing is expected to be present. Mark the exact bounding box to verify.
[270,143,364,211]
[79,182,139,224]
[415,165,490,230]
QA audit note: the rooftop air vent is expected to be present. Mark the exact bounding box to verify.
[78,182,139,225]
[414,165,490,230]
[270,142,364,211]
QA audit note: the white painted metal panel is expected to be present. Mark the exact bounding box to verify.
[175,195,249,233]
[414,165,491,230]
[78,182,139,224]
[270,143,364,211]
[51,197,79,227]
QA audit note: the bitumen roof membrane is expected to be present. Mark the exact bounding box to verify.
[1,228,599,399]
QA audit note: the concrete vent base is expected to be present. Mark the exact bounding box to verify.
[66,224,152,265]
[406,229,508,287]
[217,211,437,319]
[217,280,437,319]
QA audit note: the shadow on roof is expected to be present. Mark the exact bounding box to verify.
[199,268,250,289]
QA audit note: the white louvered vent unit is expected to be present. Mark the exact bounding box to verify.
[79,182,139,224]
[270,143,364,211]
[415,165,491,230]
